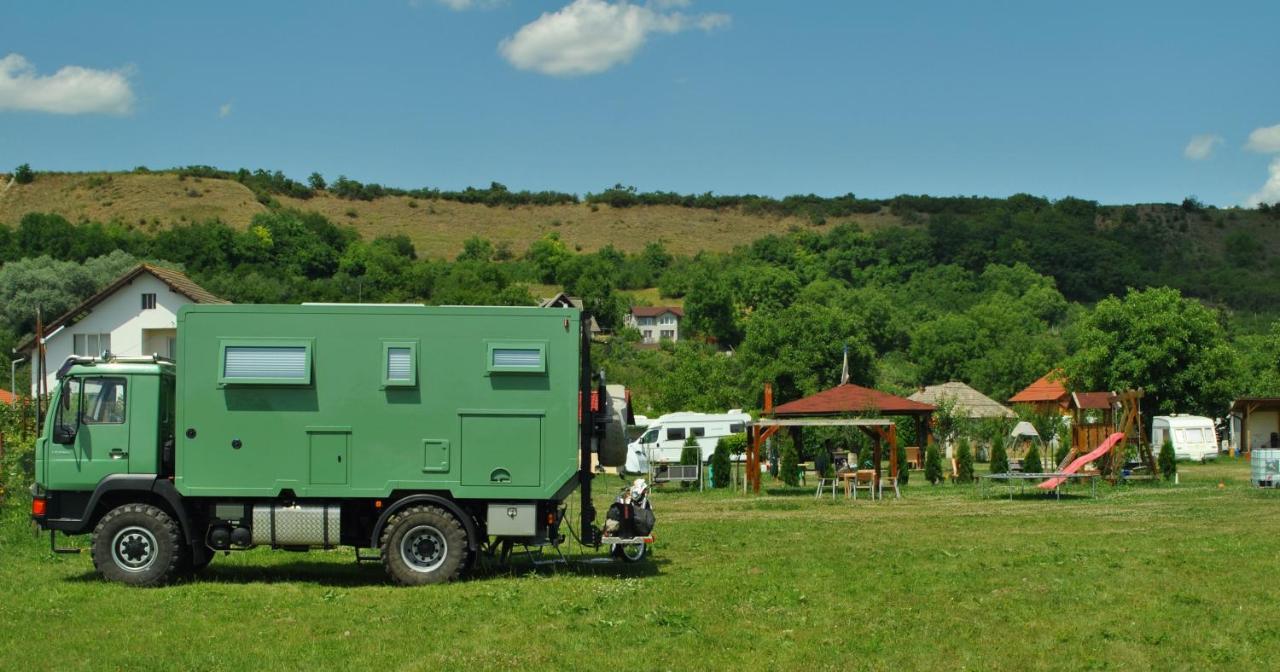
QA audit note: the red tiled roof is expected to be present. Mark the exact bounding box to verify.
[1009,371,1069,404]
[630,306,684,318]
[1072,392,1114,410]
[773,383,935,416]
[0,388,15,404]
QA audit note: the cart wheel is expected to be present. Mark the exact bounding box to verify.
[612,543,646,563]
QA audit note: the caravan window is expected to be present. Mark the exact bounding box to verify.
[382,341,418,387]
[691,427,705,438]
[729,423,745,434]
[219,339,313,385]
[667,428,686,441]
[1175,429,1187,444]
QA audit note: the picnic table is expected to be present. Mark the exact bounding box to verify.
[979,472,1099,500]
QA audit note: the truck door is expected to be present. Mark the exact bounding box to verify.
[47,376,132,490]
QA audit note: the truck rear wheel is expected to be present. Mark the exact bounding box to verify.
[91,503,186,587]
[379,505,468,585]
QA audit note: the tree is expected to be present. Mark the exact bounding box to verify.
[307,172,326,191]
[457,236,494,263]
[680,435,701,490]
[956,438,975,483]
[990,441,1010,474]
[779,439,800,487]
[13,163,34,184]
[1022,443,1043,475]
[710,437,732,488]
[924,443,943,484]
[1159,437,1177,482]
[1064,287,1237,418]
[895,442,910,485]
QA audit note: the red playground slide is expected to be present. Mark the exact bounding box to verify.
[1037,432,1125,490]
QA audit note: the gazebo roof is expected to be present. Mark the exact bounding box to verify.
[772,383,934,416]
[909,381,1015,419]
[1009,371,1069,404]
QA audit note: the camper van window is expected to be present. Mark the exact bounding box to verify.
[667,428,686,441]
[691,427,705,437]
[219,340,314,385]
[640,429,658,443]
[730,423,744,434]
[1175,429,1186,444]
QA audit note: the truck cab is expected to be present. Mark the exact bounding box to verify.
[36,358,176,523]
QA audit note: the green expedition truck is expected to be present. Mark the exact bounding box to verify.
[30,303,622,586]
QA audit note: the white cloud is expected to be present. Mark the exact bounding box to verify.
[0,53,134,115]
[1183,134,1221,161]
[499,0,730,76]
[1246,123,1280,154]
[219,102,233,118]
[1245,158,1280,208]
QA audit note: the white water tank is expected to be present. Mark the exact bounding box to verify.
[1252,449,1280,487]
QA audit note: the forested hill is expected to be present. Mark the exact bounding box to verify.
[3,165,1280,417]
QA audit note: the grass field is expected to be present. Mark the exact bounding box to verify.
[1,458,1277,670]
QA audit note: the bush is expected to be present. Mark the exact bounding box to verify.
[1054,437,1071,468]
[680,436,700,490]
[814,449,832,479]
[956,438,975,483]
[924,443,943,484]
[1023,443,1043,475]
[710,437,732,488]
[990,442,1010,474]
[767,444,780,479]
[13,163,34,184]
[779,441,800,487]
[896,442,909,485]
[1159,437,1177,482]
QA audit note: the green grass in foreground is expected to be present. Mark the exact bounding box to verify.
[1,458,1278,670]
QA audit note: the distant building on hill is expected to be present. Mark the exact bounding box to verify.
[626,306,683,344]
[538,293,601,335]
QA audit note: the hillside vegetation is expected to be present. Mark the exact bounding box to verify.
[4,165,1280,426]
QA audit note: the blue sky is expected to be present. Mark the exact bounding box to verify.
[2,0,1278,206]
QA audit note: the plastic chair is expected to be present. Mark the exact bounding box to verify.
[877,472,901,500]
[814,472,839,499]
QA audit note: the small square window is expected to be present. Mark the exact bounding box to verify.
[691,427,705,437]
[142,293,157,310]
[382,340,418,387]
[667,428,686,441]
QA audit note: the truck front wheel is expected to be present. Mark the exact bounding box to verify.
[91,503,186,587]
[379,505,468,585]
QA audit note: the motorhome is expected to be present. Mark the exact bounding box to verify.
[623,410,751,474]
[1151,415,1218,462]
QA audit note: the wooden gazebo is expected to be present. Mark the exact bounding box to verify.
[746,383,935,493]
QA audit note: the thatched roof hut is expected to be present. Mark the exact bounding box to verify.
[909,381,1015,419]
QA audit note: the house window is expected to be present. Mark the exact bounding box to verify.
[643,330,653,342]
[487,341,547,373]
[219,340,313,385]
[660,330,675,340]
[382,341,418,387]
[141,293,157,310]
[73,333,111,357]
[667,428,686,441]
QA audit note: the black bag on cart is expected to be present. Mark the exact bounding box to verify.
[631,506,654,536]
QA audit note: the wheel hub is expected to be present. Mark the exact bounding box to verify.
[111,526,158,572]
[400,525,447,573]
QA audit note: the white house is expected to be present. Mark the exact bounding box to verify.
[625,306,683,344]
[15,264,228,396]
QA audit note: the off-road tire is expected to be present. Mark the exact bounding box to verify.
[91,503,186,587]
[380,505,468,586]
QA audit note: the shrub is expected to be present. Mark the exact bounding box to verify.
[680,435,701,490]
[896,442,909,485]
[13,163,34,184]
[1159,437,1177,482]
[767,444,780,479]
[1054,437,1071,468]
[1023,443,1043,475]
[710,437,732,488]
[779,441,800,487]
[814,449,832,479]
[924,443,943,484]
[990,442,1010,474]
[956,438,975,483]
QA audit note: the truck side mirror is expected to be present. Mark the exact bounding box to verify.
[52,423,77,445]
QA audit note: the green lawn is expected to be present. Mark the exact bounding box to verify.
[2,458,1277,670]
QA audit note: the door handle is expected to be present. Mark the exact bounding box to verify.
[110,449,129,460]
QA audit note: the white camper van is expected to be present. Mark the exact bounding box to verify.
[1151,415,1218,462]
[623,410,752,474]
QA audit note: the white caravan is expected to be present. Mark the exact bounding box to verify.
[1151,415,1218,462]
[623,410,752,474]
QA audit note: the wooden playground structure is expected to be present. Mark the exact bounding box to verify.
[1061,388,1155,482]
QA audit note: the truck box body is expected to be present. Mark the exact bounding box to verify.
[175,304,582,501]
